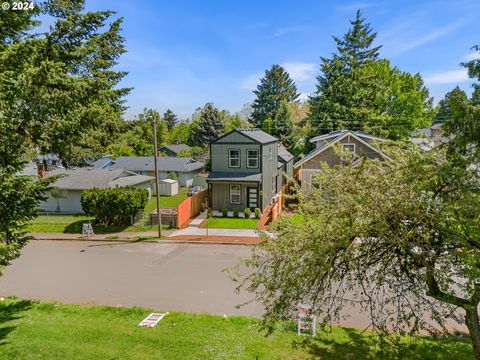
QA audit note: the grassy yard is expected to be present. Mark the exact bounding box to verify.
[26,189,188,234]
[203,217,259,229]
[0,298,473,360]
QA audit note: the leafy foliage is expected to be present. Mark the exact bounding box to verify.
[234,145,480,356]
[0,0,130,274]
[251,65,299,128]
[191,103,226,147]
[163,109,177,130]
[308,11,432,139]
[81,187,148,226]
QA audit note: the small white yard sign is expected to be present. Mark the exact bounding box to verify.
[297,304,316,336]
[82,223,94,238]
[138,313,166,328]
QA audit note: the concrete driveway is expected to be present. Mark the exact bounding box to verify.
[0,240,262,316]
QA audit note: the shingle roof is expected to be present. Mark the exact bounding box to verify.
[309,130,386,144]
[48,168,153,190]
[16,162,38,176]
[236,128,278,144]
[160,144,191,154]
[277,145,294,162]
[98,156,204,173]
[295,130,390,168]
[206,172,262,182]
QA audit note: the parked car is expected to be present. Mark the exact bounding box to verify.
[188,186,203,196]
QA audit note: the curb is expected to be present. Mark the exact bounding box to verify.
[30,237,258,246]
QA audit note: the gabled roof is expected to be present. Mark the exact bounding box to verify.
[48,168,153,190]
[159,144,191,154]
[309,130,386,144]
[277,145,294,163]
[92,156,204,173]
[295,130,390,168]
[214,128,278,144]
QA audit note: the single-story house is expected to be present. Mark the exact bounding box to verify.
[295,130,390,193]
[39,168,153,214]
[90,156,204,187]
[159,144,191,157]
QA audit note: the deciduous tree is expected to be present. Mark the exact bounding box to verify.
[234,145,480,358]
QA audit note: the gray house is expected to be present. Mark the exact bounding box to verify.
[159,144,191,157]
[294,130,390,193]
[207,129,293,212]
[39,168,153,214]
[91,156,204,186]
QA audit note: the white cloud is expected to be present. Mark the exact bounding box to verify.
[273,25,308,37]
[336,2,384,11]
[394,22,463,54]
[465,51,480,61]
[298,93,310,101]
[282,62,316,82]
[423,69,469,85]
[239,72,262,91]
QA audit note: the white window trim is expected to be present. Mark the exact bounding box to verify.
[342,143,356,153]
[230,184,241,204]
[246,149,259,168]
[228,149,240,168]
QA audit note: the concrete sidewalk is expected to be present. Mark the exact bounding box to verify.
[169,227,258,238]
[29,226,262,245]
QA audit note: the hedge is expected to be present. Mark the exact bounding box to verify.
[81,187,148,226]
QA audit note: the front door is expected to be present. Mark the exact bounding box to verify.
[247,188,258,209]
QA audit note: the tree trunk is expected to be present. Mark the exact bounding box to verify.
[465,305,480,360]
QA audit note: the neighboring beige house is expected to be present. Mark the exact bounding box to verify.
[294,130,390,193]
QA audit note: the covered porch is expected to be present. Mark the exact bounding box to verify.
[206,172,262,211]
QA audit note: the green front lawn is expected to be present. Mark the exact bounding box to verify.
[0,298,472,359]
[203,217,259,229]
[26,188,189,234]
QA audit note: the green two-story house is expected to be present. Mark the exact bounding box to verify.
[206,128,293,212]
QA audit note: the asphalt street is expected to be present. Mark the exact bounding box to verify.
[0,240,262,316]
[0,240,468,332]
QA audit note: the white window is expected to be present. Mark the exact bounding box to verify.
[247,149,258,168]
[230,184,241,204]
[229,149,240,168]
[342,143,356,153]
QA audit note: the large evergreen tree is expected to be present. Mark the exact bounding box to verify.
[434,87,467,124]
[192,103,226,147]
[272,101,294,147]
[163,109,177,130]
[0,0,129,273]
[251,65,299,128]
[308,10,380,134]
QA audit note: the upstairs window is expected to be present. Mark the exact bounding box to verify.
[342,143,356,153]
[229,149,240,168]
[247,149,258,168]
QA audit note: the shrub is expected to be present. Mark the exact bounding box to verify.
[233,208,239,218]
[167,171,178,180]
[254,208,262,219]
[221,208,228,217]
[207,208,213,218]
[244,208,251,218]
[81,186,148,226]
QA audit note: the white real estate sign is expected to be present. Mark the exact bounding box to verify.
[138,313,166,328]
[297,304,316,336]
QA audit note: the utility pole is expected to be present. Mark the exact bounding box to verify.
[152,115,162,237]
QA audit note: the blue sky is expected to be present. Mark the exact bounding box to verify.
[80,0,479,119]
